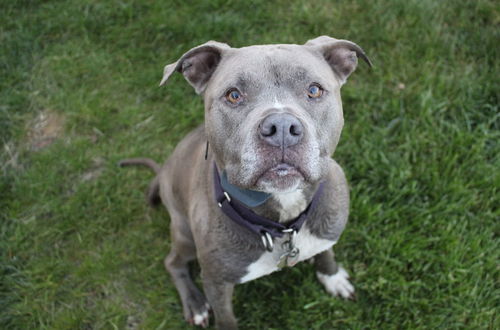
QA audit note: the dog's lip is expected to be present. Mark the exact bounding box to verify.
[252,162,306,186]
[271,163,297,174]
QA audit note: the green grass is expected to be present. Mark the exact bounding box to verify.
[1,0,498,329]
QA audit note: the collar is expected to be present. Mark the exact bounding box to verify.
[213,163,325,251]
[220,171,271,207]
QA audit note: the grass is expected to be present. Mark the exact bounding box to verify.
[1,0,498,328]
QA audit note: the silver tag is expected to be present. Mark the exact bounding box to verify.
[286,247,300,267]
[277,231,300,268]
[277,252,289,269]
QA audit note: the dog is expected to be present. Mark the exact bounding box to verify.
[119,35,371,329]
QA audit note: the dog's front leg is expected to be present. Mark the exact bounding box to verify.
[202,276,237,330]
[314,249,355,300]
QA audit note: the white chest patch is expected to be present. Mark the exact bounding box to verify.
[239,227,336,283]
[273,190,307,222]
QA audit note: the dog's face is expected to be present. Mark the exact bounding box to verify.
[161,36,370,193]
[205,45,344,193]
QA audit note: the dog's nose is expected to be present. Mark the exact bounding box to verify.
[259,113,304,148]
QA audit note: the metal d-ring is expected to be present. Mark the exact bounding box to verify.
[282,229,297,245]
[218,191,232,208]
[261,232,274,252]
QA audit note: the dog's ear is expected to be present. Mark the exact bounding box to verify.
[160,41,231,94]
[305,35,372,85]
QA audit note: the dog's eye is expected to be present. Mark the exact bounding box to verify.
[225,88,243,105]
[307,84,323,99]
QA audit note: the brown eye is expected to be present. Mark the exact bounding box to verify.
[225,88,243,104]
[307,84,323,98]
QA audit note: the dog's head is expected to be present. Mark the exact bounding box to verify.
[161,36,371,193]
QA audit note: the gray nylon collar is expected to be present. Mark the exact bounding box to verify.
[220,171,271,208]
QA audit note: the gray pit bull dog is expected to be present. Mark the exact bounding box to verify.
[119,35,371,329]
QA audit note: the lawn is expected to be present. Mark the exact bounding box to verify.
[1,0,498,329]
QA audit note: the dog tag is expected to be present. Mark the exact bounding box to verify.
[277,252,289,269]
[286,247,300,267]
[277,233,300,268]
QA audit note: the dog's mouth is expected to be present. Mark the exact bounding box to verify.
[253,162,306,192]
[227,136,321,192]
[260,162,303,179]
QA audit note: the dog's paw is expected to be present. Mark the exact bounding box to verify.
[316,266,355,300]
[185,302,211,328]
[192,304,210,328]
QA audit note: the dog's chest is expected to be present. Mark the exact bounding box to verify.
[273,190,308,222]
[238,227,336,283]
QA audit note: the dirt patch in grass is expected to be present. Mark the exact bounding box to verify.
[80,157,105,182]
[27,110,65,151]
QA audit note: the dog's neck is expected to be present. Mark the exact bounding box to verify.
[271,190,308,223]
[242,183,320,224]
[215,163,319,224]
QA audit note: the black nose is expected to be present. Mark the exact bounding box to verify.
[259,113,304,148]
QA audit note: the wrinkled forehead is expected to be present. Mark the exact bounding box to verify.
[211,44,335,90]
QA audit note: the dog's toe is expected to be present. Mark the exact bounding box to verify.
[316,266,355,299]
[186,303,210,328]
[193,310,209,328]
[180,286,211,327]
